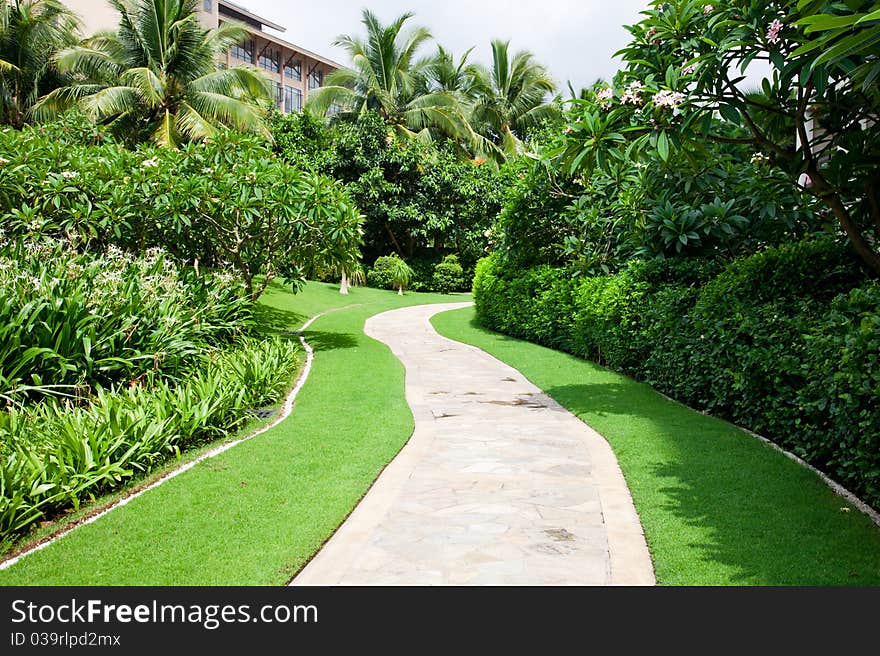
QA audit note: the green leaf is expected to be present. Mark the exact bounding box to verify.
[718,104,740,125]
[657,130,670,162]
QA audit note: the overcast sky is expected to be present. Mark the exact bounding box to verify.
[245,0,652,93]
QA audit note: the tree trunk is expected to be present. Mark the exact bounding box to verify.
[397,285,403,296]
[340,271,349,295]
[810,167,880,275]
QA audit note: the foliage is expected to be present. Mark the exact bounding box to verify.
[0,0,78,128]
[272,111,508,269]
[554,0,880,273]
[306,9,472,146]
[499,116,821,273]
[367,253,413,292]
[0,336,298,542]
[473,239,880,508]
[431,254,467,293]
[469,39,559,162]
[795,0,880,91]
[305,10,558,163]
[0,239,251,404]
[0,123,363,299]
[35,0,271,147]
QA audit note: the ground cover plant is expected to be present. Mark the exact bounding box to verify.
[0,238,251,403]
[0,237,299,545]
[0,282,464,584]
[431,305,880,585]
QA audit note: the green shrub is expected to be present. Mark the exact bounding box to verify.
[367,254,414,291]
[473,239,880,508]
[0,126,363,299]
[0,337,298,542]
[0,239,251,404]
[432,255,467,293]
[406,256,440,292]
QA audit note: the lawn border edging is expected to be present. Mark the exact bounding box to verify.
[0,307,342,572]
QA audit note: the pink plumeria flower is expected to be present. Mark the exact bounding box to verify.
[653,90,686,109]
[621,81,644,105]
[682,63,697,75]
[703,5,713,15]
[767,19,783,43]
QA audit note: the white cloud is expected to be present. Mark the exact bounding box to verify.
[247,0,651,93]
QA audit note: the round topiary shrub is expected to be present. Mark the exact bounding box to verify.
[367,254,415,293]
[367,255,402,290]
[432,255,467,293]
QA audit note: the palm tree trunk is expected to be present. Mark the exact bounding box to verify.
[340,271,349,294]
[398,285,403,296]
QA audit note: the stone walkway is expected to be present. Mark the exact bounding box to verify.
[292,303,654,585]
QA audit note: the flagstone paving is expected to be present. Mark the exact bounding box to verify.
[292,302,654,585]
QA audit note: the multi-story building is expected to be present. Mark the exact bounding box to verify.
[62,0,342,114]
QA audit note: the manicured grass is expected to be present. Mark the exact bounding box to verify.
[0,282,465,585]
[431,306,880,585]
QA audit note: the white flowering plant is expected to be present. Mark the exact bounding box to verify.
[554,0,880,275]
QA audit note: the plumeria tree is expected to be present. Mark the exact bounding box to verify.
[555,0,880,274]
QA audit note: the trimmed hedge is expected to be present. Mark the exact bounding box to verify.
[473,240,880,508]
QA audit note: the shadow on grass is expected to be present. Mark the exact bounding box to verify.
[544,382,880,585]
[302,330,359,353]
[253,303,308,335]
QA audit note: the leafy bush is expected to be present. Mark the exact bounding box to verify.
[0,337,299,542]
[0,124,363,299]
[273,110,510,269]
[367,255,410,290]
[0,239,251,404]
[473,239,880,508]
[432,255,467,293]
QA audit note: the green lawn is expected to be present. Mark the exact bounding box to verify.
[431,306,880,586]
[0,281,465,585]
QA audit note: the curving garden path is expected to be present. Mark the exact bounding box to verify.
[293,303,655,585]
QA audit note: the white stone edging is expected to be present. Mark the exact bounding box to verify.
[0,309,330,572]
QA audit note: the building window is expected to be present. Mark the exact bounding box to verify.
[231,39,253,64]
[284,59,302,81]
[259,48,280,73]
[307,68,323,90]
[203,0,212,11]
[284,86,302,113]
[275,82,283,108]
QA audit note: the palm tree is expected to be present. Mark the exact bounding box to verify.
[416,44,481,102]
[35,0,271,147]
[0,0,78,128]
[471,39,558,162]
[387,257,414,295]
[306,10,471,144]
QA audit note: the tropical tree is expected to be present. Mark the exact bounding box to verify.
[35,0,271,147]
[416,44,481,101]
[387,256,414,295]
[554,0,880,275]
[470,39,559,161]
[0,0,78,128]
[306,10,471,144]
